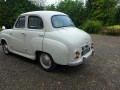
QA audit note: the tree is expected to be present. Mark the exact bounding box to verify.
[55,0,86,27]
[86,0,95,19]
[46,4,56,11]
[0,0,43,28]
[115,6,120,24]
[30,0,47,7]
[86,0,117,26]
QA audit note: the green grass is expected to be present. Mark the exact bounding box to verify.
[100,25,120,36]
[0,28,2,32]
[107,25,120,29]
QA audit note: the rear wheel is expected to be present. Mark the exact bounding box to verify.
[2,41,10,54]
[38,53,57,71]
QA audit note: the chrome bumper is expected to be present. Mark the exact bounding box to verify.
[67,50,94,66]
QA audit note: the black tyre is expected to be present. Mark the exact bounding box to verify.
[2,41,11,55]
[37,53,57,71]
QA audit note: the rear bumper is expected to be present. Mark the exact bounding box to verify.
[67,49,94,66]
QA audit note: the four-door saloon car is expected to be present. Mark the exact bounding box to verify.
[0,11,94,71]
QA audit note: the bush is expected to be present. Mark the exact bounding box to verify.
[100,25,120,36]
[107,25,120,29]
[107,29,120,36]
[82,20,103,34]
[78,25,84,30]
[0,27,2,32]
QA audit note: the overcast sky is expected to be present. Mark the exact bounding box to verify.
[30,0,86,5]
[46,0,86,5]
[29,0,59,5]
[46,0,58,5]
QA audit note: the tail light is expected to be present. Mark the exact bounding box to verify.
[75,51,80,59]
[91,43,94,49]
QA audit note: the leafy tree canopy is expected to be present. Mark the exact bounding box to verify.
[86,0,118,25]
[0,0,43,28]
[47,0,86,27]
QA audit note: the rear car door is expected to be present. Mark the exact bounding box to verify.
[25,15,45,55]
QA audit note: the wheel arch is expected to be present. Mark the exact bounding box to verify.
[35,50,54,62]
[1,39,7,44]
[36,50,57,71]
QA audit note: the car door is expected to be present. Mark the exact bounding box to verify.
[11,16,26,53]
[25,15,45,55]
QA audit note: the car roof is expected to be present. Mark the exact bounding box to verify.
[20,11,67,17]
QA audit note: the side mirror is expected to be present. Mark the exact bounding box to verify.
[2,26,6,30]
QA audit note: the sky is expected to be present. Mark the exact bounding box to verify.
[46,0,58,5]
[30,0,59,5]
[30,0,86,5]
[46,0,86,5]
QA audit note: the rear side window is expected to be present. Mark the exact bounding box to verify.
[28,16,43,29]
[51,15,74,28]
[15,16,25,28]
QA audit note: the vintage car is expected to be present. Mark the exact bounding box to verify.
[0,11,94,71]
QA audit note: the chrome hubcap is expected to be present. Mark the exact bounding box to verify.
[3,43,9,54]
[40,54,51,69]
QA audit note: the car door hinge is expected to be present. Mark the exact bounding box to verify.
[25,48,27,53]
[39,34,44,37]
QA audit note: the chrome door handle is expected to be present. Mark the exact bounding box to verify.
[39,34,44,37]
[21,32,25,35]
[21,32,24,34]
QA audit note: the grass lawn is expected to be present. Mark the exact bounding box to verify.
[0,28,2,32]
[107,25,120,29]
[100,25,120,36]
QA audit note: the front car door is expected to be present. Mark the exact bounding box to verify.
[11,16,26,53]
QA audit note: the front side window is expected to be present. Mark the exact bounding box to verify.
[28,16,43,29]
[51,15,75,28]
[15,16,25,28]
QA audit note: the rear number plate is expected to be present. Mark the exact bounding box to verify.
[82,45,90,56]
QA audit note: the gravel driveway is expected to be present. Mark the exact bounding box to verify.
[0,34,120,90]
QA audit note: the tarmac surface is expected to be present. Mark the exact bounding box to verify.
[0,34,120,90]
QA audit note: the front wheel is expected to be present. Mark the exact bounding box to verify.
[2,41,11,55]
[38,53,57,71]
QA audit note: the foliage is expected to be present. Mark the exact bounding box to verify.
[82,20,103,33]
[107,25,120,36]
[115,6,120,25]
[47,0,86,27]
[30,0,47,7]
[0,28,2,32]
[0,0,43,28]
[106,30,120,36]
[86,0,95,19]
[107,25,120,29]
[0,0,120,36]
[99,25,120,36]
[85,0,120,35]
[46,4,56,11]
[86,0,117,26]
